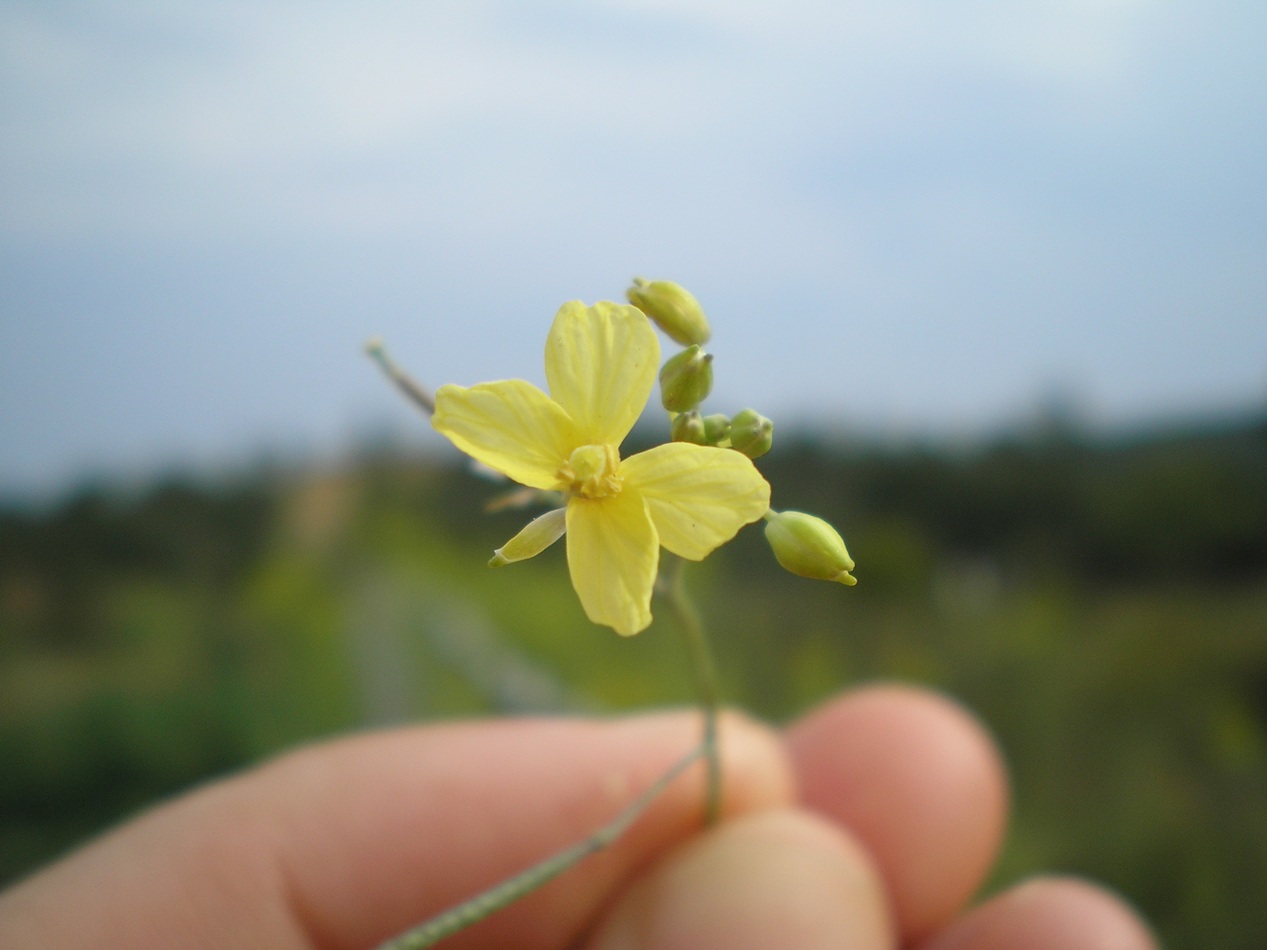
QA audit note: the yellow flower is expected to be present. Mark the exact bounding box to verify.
[432,301,771,635]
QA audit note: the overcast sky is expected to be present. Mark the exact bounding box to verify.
[2,0,1264,497]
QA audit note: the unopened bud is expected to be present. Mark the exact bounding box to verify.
[670,410,709,445]
[659,345,714,412]
[627,278,712,346]
[702,413,731,445]
[764,510,857,586]
[729,408,773,458]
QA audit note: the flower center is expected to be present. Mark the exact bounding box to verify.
[562,443,622,499]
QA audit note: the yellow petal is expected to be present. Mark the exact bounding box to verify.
[489,507,568,566]
[545,301,659,446]
[620,443,771,561]
[432,380,580,490]
[565,489,658,636]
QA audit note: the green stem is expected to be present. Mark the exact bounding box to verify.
[375,742,704,950]
[365,337,436,416]
[658,555,722,825]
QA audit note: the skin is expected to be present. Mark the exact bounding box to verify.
[0,684,1157,950]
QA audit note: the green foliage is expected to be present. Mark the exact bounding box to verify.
[2,414,1265,948]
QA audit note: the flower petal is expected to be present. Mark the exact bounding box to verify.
[432,380,579,490]
[621,443,771,560]
[545,301,659,446]
[489,507,568,566]
[565,489,658,636]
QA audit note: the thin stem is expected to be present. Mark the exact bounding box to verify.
[658,555,722,825]
[365,337,436,416]
[375,742,704,950]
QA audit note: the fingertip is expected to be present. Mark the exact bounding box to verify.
[714,709,798,817]
[786,683,1009,941]
[586,808,894,950]
[918,876,1158,950]
[264,711,796,949]
[0,712,796,950]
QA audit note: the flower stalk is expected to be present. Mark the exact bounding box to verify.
[657,555,722,825]
[365,337,436,416]
[373,742,705,950]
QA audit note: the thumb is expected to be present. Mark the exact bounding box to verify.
[586,808,894,950]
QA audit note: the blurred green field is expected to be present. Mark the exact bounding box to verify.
[2,413,1265,948]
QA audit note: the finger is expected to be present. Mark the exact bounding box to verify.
[0,711,793,950]
[585,808,894,950]
[785,683,1008,943]
[915,876,1157,950]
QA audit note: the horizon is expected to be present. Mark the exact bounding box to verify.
[4,397,1262,510]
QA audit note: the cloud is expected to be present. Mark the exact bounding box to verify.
[1,0,1264,491]
[0,0,1191,242]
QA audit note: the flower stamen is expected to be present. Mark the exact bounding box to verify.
[561,443,623,499]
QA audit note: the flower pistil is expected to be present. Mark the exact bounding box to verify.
[561,444,622,499]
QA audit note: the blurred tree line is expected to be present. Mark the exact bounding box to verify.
[2,411,1265,949]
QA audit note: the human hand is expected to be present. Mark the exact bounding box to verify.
[0,685,1155,949]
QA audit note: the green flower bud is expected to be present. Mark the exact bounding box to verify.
[627,278,712,346]
[670,410,709,445]
[764,510,857,586]
[659,345,714,412]
[729,408,773,459]
[702,413,731,445]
